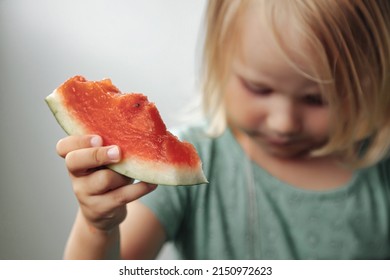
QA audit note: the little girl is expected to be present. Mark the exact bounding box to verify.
[57,0,390,259]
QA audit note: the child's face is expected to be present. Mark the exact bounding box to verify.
[225,11,330,159]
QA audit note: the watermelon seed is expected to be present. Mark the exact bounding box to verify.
[133,103,140,108]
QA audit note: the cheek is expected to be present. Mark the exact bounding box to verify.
[224,79,262,126]
[306,110,330,137]
[242,107,265,127]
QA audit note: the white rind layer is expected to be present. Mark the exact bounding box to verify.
[45,89,208,186]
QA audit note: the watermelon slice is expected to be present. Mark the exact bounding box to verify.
[45,76,207,186]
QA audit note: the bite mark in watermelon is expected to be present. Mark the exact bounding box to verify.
[46,76,208,186]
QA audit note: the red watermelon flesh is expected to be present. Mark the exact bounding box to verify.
[46,76,207,186]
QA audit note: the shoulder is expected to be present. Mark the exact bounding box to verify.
[360,155,390,192]
[377,156,390,184]
[139,123,214,240]
[170,122,216,170]
[170,122,210,145]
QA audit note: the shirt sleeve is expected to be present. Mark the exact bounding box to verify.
[378,156,390,193]
[139,124,211,240]
[139,184,190,240]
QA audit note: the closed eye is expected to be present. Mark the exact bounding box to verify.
[239,77,273,96]
[302,94,327,107]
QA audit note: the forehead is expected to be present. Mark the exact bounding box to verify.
[234,3,317,81]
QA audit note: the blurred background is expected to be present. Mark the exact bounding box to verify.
[0,0,206,259]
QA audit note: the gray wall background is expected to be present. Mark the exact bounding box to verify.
[0,0,205,259]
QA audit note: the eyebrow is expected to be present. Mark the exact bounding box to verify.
[238,73,321,93]
[237,75,272,88]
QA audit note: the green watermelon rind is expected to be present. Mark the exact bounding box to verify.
[45,89,208,186]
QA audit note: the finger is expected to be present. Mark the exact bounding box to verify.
[92,181,158,211]
[65,145,121,176]
[56,135,103,158]
[76,168,134,196]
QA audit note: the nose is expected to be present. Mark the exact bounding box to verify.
[266,100,301,137]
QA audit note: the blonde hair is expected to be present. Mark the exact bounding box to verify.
[201,0,390,168]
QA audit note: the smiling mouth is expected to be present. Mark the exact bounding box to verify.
[242,128,302,146]
[250,131,298,145]
[265,137,296,146]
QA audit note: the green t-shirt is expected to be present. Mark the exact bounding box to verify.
[140,124,390,259]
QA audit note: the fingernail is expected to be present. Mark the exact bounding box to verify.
[90,136,102,147]
[107,146,120,161]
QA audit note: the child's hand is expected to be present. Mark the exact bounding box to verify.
[56,135,157,233]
